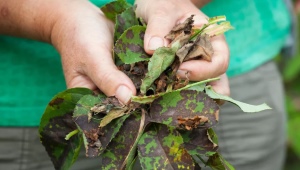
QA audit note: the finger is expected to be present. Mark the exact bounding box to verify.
[66,50,136,105]
[208,74,230,105]
[177,35,229,81]
[136,1,182,54]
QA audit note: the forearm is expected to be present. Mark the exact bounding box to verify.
[0,0,64,42]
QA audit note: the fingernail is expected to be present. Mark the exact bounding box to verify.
[177,70,189,78]
[115,85,133,105]
[148,37,164,50]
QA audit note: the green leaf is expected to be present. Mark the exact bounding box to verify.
[206,152,235,170]
[132,77,219,104]
[205,86,272,112]
[100,111,147,170]
[39,88,93,170]
[73,94,105,117]
[114,25,150,64]
[100,0,131,21]
[150,90,219,130]
[114,6,139,42]
[140,47,177,94]
[138,124,194,169]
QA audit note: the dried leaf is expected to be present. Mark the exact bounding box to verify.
[184,34,213,62]
[165,15,194,41]
[99,108,127,128]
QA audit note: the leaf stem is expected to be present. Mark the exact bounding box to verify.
[65,129,79,140]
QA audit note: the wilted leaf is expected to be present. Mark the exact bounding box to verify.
[100,0,131,21]
[100,111,147,170]
[99,108,127,128]
[140,47,177,94]
[132,78,219,104]
[206,152,235,170]
[73,112,130,157]
[184,34,213,62]
[114,25,150,64]
[114,5,139,42]
[149,90,219,129]
[165,15,194,41]
[205,86,272,112]
[39,88,93,170]
[138,124,194,169]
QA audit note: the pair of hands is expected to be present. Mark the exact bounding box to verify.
[0,0,229,104]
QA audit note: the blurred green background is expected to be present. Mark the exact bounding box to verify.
[279,4,300,169]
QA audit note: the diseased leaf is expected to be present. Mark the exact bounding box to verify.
[114,25,150,64]
[100,111,147,170]
[39,88,93,170]
[180,128,218,156]
[132,78,219,104]
[205,86,272,112]
[73,113,130,157]
[73,94,105,117]
[206,152,235,170]
[184,34,213,62]
[138,124,194,169]
[149,90,219,130]
[114,6,139,42]
[99,108,127,128]
[140,47,176,94]
[100,0,131,21]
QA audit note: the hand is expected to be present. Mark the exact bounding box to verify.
[0,0,136,104]
[135,0,230,96]
[51,1,137,104]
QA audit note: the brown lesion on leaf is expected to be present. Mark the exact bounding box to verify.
[126,29,134,39]
[83,128,103,157]
[177,116,209,130]
[49,97,64,107]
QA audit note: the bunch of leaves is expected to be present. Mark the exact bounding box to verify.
[39,1,271,169]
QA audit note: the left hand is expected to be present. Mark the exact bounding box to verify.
[135,0,230,97]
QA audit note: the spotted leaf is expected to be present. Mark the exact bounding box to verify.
[39,88,93,170]
[138,124,194,169]
[150,90,219,130]
[114,25,150,64]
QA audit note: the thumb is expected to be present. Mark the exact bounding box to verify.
[136,2,182,54]
[65,52,136,105]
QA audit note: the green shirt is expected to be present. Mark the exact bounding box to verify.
[0,0,291,126]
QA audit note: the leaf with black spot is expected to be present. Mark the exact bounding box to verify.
[114,5,139,42]
[114,25,150,64]
[39,88,93,170]
[100,0,131,22]
[149,90,219,130]
[138,124,194,169]
[72,94,130,157]
[100,111,147,170]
